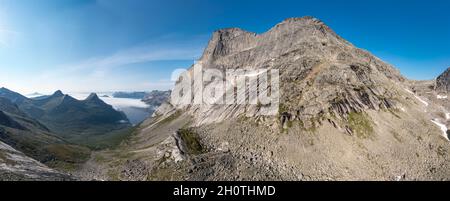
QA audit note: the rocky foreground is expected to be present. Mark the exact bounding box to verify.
[0,141,71,181]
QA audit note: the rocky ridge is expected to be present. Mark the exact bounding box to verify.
[77,17,450,181]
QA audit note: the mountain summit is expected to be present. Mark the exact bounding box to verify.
[171,16,406,129]
[52,90,64,97]
[84,93,104,105]
[82,17,450,181]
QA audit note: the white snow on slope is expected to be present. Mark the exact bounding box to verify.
[404,88,429,106]
[431,119,449,141]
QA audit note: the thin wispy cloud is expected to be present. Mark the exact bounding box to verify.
[39,35,206,80]
[31,34,207,93]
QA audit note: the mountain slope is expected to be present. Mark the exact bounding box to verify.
[0,97,91,171]
[77,17,450,181]
[1,140,71,181]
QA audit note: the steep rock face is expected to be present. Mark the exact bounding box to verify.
[0,111,24,130]
[436,67,450,93]
[178,17,405,130]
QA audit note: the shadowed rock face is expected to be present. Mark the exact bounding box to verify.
[0,111,25,130]
[436,67,450,93]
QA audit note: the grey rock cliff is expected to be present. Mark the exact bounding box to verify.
[176,16,406,130]
[436,67,450,93]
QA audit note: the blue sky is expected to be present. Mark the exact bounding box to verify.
[0,0,449,94]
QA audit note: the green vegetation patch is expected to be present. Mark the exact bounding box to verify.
[157,111,182,126]
[178,128,204,155]
[44,144,91,171]
[72,127,136,150]
[44,144,91,163]
[347,112,374,139]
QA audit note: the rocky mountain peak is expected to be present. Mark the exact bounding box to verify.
[178,16,406,128]
[85,93,100,101]
[52,90,64,97]
[436,67,450,93]
[272,16,330,31]
[84,93,107,106]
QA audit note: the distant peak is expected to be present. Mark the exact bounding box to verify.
[52,90,64,97]
[86,93,98,99]
[0,87,12,92]
[85,93,103,102]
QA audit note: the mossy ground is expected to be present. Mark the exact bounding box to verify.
[347,112,374,139]
[178,128,204,155]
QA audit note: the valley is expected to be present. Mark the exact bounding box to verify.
[0,88,169,180]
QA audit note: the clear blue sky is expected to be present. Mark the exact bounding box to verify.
[0,0,449,94]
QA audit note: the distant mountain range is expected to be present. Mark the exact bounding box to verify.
[0,88,131,148]
[0,88,170,180]
[0,96,89,179]
[112,91,148,99]
[0,87,137,179]
[142,90,171,109]
[112,90,171,107]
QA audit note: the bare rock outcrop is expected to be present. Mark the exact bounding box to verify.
[436,67,450,93]
[0,140,71,181]
[174,16,406,131]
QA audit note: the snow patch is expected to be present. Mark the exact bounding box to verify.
[404,88,428,106]
[437,95,448,99]
[431,119,449,141]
